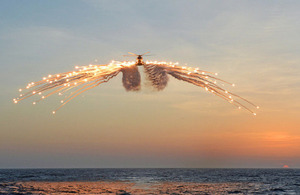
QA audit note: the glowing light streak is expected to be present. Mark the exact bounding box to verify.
[14,55,259,115]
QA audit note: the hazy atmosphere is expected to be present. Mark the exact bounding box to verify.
[1,0,300,168]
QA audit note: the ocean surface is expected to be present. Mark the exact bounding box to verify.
[1,168,300,194]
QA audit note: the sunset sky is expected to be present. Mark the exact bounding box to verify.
[1,0,300,168]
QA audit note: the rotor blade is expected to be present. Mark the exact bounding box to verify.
[123,55,135,57]
[142,51,150,55]
[128,52,138,56]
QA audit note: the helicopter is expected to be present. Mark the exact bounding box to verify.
[123,52,151,66]
[14,51,259,115]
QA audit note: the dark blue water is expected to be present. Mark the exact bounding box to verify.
[1,168,300,193]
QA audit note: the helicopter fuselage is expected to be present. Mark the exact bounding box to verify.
[136,55,144,66]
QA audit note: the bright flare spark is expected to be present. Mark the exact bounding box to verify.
[14,53,259,115]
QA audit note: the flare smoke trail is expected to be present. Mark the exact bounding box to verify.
[144,64,169,91]
[121,66,141,91]
[13,53,259,115]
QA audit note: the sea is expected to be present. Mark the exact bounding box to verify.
[0,168,300,194]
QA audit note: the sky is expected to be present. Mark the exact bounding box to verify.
[1,0,300,168]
